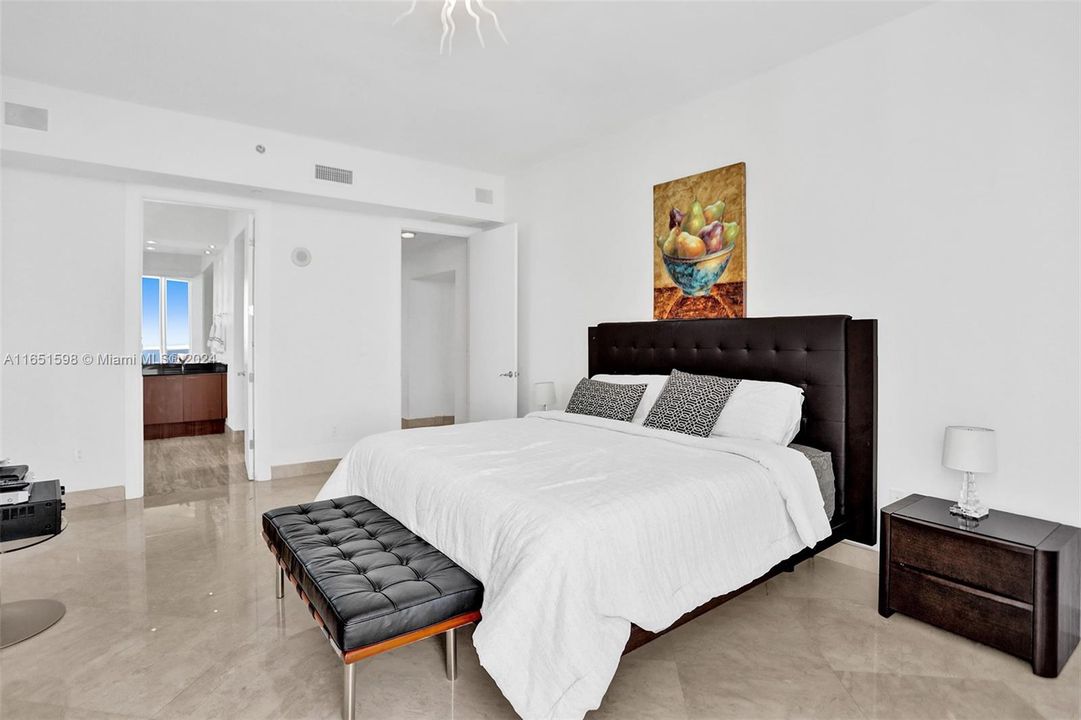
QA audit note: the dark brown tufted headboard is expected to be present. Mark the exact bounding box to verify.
[588,315,877,546]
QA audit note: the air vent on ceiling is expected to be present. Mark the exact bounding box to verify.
[474,187,495,205]
[315,164,353,184]
[4,102,48,131]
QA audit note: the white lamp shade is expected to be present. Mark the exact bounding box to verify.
[533,381,556,408]
[942,426,997,473]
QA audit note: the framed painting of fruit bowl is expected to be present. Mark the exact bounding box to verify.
[653,162,746,320]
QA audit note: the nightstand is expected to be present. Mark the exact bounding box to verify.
[879,494,1080,677]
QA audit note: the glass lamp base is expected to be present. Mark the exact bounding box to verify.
[951,470,990,520]
[949,502,989,520]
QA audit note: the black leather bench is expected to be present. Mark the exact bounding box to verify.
[263,496,483,720]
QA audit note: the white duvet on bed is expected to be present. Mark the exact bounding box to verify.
[316,411,831,720]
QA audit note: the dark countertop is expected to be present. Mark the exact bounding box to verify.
[142,363,228,377]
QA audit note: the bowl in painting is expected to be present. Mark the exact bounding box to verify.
[661,241,736,296]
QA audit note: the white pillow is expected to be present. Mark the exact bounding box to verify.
[589,373,670,425]
[711,379,804,445]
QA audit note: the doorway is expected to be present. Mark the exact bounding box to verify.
[399,223,519,427]
[400,233,468,428]
[139,200,255,499]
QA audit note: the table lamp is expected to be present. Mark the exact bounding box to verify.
[942,425,996,519]
[533,381,556,411]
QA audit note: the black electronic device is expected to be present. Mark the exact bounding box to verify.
[0,479,65,542]
[0,464,29,485]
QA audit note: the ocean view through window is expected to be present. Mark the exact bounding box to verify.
[142,276,191,363]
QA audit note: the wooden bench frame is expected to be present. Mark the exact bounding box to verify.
[264,533,481,720]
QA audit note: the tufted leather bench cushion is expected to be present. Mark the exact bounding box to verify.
[262,496,483,652]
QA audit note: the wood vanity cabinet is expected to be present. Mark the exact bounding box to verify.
[143,375,184,425]
[143,372,227,439]
[182,374,227,422]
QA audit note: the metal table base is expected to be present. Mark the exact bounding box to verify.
[0,599,66,648]
[1,518,69,649]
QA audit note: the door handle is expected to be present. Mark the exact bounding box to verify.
[498,370,519,378]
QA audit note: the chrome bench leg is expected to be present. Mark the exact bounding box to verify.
[343,661,357,720]
[276,567,285,599]
[445,627,458,681]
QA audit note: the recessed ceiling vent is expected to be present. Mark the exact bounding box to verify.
[474,187,494,205]
[4,102,48,131]
[315,164,353,184]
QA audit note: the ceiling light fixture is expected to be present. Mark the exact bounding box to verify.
[204,250,211,255]
[394,0,507,55]
[401,231,416,239]
[146,246,156,251]
[208,244,215,249]
[146,240,157,245]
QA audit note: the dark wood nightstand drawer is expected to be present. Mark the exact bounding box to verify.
[890,564,1033,659]
[892,516,1034,603]
[881,495,1080,677]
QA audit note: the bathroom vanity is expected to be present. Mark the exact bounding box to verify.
[143,363,228,439]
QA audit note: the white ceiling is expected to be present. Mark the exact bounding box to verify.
[1,1,924,173]
[144,201,231,256]
[143,250,206,280]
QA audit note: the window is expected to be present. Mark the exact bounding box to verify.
[142,276,191,363]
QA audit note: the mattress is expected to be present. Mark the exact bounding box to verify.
[790,443,836,520]
[317,412,832,719]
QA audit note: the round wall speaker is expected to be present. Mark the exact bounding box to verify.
[291,247,312,267]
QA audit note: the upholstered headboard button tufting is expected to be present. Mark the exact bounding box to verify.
[587,315,877,546]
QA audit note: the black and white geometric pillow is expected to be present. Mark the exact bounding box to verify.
[643,370,742,437]
[565,378,648,422]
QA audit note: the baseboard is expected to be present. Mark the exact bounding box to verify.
[270,458,340,480]
[223,424,245,441]
[64,485,126,508]
[401,416,455,429]
[818,539,879,574]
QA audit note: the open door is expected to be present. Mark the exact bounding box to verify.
[467,224,518,421]
[243,215,256,478]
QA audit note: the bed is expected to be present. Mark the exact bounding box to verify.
[316,314,877,720]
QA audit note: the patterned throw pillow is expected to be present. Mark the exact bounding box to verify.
[564,378,648,422]
[644,370,742,437]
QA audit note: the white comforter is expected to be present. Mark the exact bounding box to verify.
[316,412,831,719]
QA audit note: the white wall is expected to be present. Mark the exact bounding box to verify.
[206,215,248,430]
[228,221,247,431]
[267,205,401,467]
[201,265,214,357]
[0,134,5,462]
[1,167,408,491]
[507,3,1081,526]
[401,237,469,421]
[1,168,128,491]
[188,274,205,359]
[2,77,505,224]
[403,274,456,419]
[0,75,500,491]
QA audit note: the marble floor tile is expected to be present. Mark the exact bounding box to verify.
[589,657,687,720]
[764,555,879,606]
[143,432,248,499]
[1003,652,1081,720]
[2,470,1075,720]
[0,698,149,720]
[673,608,867,720]
[838,671,1043,720]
